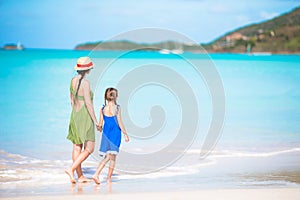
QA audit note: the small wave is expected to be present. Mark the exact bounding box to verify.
[2,147,300,186]
[1,149,218,184]
[185,147,300,158]
[0,150,71,186]
[119,158,216,180]
[212,148,300,158]
[0,150,27,160]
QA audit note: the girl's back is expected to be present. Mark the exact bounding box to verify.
[102,104,121,135]
[102,104,119,117]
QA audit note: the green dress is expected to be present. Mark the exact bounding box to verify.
[67,83,95,144]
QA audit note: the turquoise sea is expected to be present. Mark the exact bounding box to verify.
[1,49,300,196]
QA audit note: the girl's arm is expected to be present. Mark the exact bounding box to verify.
[82,80,98,125]
[117,106,129,142]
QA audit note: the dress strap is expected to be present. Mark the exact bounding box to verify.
[116,105,120,115]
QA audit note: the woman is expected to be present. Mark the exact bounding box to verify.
[65,56,98,184]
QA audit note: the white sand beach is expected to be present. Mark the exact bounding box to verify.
[2,188,300,200]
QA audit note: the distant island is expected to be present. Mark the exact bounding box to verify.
[75,7,300,54]
[2,42,25,50]
[75,40,202,53]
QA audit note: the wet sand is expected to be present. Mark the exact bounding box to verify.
[2,188,300,200]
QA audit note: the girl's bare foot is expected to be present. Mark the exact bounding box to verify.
[106,178,112,183]
[78,176,91,183]
[65,169,76,184]
[92,175,101,185]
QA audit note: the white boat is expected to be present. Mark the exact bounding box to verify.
[252,52,272,56]
[159,41,184,54]
[159,49,171,54]
[171,49,184,54]
[171,42,184,54]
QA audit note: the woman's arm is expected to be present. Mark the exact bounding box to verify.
[117,106,129,142]
[82,80,98,125]
[70,92,74,107]
[70,79,74,107]
[98,108,104,132]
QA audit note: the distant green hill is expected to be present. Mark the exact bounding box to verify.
[206,7,300,53]
[75,40,200,51]
[75,7,300,54]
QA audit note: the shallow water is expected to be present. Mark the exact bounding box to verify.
[0,50,300,196]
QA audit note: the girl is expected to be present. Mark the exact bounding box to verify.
[93,87,129,184]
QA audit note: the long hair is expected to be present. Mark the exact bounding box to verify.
[73,69,89,105]
[104,87,118,105]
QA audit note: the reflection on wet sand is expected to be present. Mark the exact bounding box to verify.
[69,181,114,195]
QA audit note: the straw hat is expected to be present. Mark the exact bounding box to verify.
[74,56,94,71]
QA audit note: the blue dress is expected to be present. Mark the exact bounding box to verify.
[99,105,121,156]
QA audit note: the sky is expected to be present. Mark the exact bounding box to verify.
[0,0,299,49]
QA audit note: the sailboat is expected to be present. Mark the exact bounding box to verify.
[16,42,24,50]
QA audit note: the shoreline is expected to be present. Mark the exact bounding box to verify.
[1,147,300,197]
[2,188,300,200]
[1,48,300,55]
[74,48,300,55]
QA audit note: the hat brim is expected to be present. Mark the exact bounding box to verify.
[74,64,94,71]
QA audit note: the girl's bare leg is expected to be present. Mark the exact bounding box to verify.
[92,155,110,185]
[65,141,95,183]
[107,154,116,183]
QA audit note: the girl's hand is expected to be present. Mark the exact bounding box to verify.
[96,125,102,132]
[124,134,129,142]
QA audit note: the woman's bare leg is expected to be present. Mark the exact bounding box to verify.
[72,144,83,178]
[65,141,95,183]
[92,155,110,184]
[107,154,116,183]
[73,144,91,182]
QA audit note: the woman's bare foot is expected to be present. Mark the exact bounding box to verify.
[78,176,91,183]
[92,175,101,185]
[65,169,76,184]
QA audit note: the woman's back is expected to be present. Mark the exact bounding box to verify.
[70,77,93,112]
